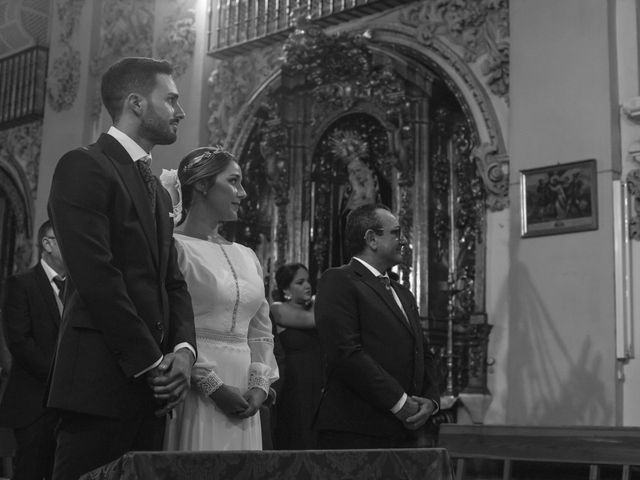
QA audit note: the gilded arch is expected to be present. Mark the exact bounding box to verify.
[219,20,506,399]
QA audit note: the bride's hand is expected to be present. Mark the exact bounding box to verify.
[237,388,267,419]
[210,385,249,418]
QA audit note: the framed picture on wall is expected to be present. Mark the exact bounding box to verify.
[520,159,598,238]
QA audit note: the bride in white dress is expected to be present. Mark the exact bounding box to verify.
[161,147,279,451]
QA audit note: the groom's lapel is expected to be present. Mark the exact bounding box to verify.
[98,134,160,269]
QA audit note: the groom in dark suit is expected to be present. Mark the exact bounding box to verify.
[47,57,196,480]
[0,220,66,480]
[314,203,440,449]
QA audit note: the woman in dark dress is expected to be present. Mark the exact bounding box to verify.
[271,263,324,450]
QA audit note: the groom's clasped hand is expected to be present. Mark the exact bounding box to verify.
[146,349,195,417]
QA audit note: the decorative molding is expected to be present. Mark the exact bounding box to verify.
[47,45,82,112]
[0,122,42,201]
[626,169,640,240]
[0,0,51,57]
[47,0,85,112]
[472,142,509,211]
[370,29,503,152]
[259,97,289,207]
[451,119,485,316]
[155,0,196,78]
[282,17,414,183]
[399,0,509,101]
[55,0,85,40]
[207,44,284,146]
[257,94,289,265]
[0,121,42,271]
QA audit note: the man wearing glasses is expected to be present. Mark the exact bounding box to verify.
[0,220,66,480]
[314,203,440,449]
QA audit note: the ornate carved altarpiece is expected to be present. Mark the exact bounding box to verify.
[223,15,508,410]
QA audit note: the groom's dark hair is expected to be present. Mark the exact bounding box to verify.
[101,57,174,121]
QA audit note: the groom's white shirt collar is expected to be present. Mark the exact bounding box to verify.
[107,126,152,164]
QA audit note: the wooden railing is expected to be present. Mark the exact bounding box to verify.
[209,0,406,56]
[438,424,640,480]
[0,47,48,129]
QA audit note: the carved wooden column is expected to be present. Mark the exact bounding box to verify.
[282,90,308,266]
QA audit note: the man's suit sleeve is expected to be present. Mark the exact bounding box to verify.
[2,275,51,382]
[48,149,162,377]
[315,268,405,411]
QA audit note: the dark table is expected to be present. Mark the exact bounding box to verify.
[80,448,453,480]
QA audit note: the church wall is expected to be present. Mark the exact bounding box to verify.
[506,0,617,425]
[615,0,640,426]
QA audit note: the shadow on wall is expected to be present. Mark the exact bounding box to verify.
[506,260,613,425]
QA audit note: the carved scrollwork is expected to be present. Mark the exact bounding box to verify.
[399,0,509,100]
[0,122,42,200]
[258,97,289,207]
[48,45,82,112]
[0,121,42,271]
[47,0,85,112]
[155,0,196,78]
[472,142,509,211]
[463,321,493,394]
[626,169,640,240]
[451,120,484,315]
[282,22,413,181]
[257,95,290,265]
[208,45,284,146]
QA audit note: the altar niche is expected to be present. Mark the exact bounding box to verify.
[228,24,498,406]
[309,113,393,282]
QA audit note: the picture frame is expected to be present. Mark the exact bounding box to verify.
[520,159,598,238]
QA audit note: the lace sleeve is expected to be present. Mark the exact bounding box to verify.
[247,252,279,394]
[194,367,223,396]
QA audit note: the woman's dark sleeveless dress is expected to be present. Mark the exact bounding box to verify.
[275,327,324,450]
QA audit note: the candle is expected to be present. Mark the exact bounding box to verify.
[448,155,456,277]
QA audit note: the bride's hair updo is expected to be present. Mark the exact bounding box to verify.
[176,146,235,225]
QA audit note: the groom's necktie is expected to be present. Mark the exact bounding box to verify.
[136,155,156,213]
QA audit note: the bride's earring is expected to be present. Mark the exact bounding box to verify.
[284,293,291,302]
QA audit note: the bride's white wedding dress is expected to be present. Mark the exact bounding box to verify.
[164,233,279,451]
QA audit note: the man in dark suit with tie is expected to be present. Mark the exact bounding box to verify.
[47,57,196,479]
[314,203,440,449]
[0,220,66,480]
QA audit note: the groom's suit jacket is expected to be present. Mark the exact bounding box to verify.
[0,262,60,427]
[314,259,440,440]
[47,133,196,419]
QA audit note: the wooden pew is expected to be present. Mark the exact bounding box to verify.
[438,424,640,480]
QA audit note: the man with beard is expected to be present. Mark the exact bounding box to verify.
[314,204,440,449]
[47,57,196,480]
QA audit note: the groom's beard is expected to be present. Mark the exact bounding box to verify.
[139,104,178,146]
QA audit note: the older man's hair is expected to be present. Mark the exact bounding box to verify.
[100,57,174,122]
[344,203,390,258]
[37,220,53,258]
